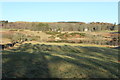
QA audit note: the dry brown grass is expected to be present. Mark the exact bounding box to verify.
[2,43,119,78]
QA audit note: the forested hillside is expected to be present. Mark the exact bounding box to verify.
[0,20,118,32]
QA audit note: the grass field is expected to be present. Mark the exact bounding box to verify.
[2,43,119,78]
[23,41,110,47]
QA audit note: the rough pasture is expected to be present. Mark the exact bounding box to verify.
[2,43,119,78]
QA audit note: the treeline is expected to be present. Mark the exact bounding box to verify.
[0,20,118,32]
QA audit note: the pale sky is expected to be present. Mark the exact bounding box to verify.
[0,1,118,24]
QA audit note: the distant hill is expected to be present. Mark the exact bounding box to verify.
[1,21,118,32]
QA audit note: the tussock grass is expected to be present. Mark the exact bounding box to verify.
[24,41,110,47]
[2,43,119,78]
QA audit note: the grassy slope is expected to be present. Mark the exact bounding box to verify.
[24,41,110,47]
[2,43,119,78]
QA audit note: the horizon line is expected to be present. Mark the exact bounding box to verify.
[0,20,116,24]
